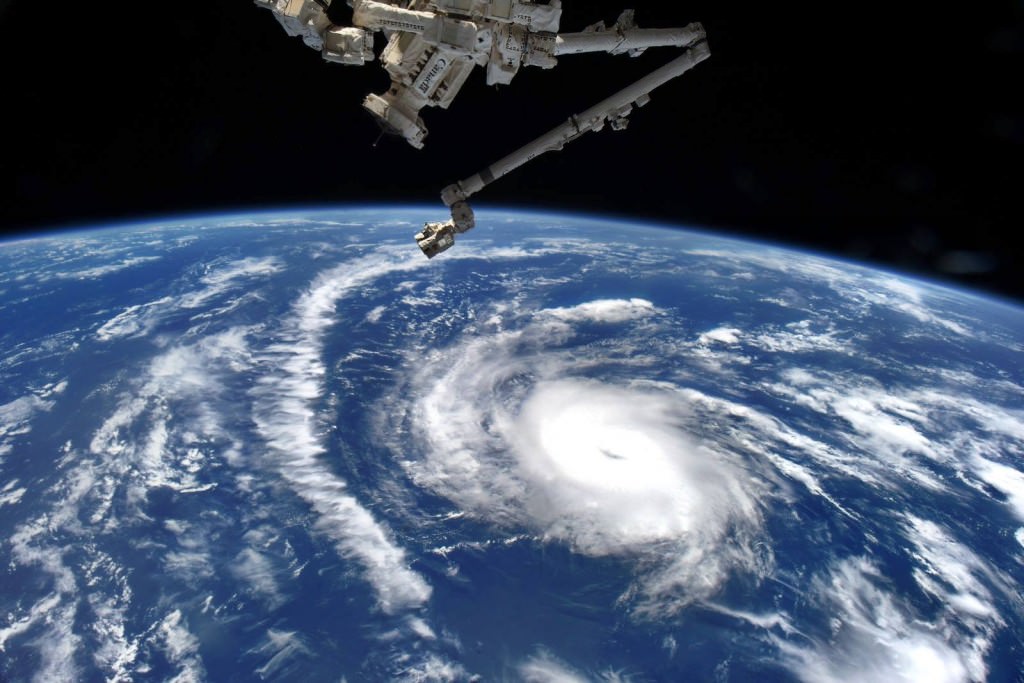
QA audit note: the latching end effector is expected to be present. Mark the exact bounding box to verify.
[414,199,475,258]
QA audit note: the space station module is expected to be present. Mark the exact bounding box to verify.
[255,0,710,256]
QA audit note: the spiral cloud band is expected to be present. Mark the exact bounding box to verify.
[387,299,769,612]
[512,378,748,555]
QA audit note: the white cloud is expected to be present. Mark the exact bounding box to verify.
[763,371,974,491]
[366,305,388,323]
[831,394,937,462]
[4,464,144,682]
[684,247,974,337]
[972,458,1024,522]
[390,300,771,615]
[903,516,1007,679]
[0,522,82,682]
[515,651,635,683]
[541,298,657,324]
[0,324,265,679]
[774,558,978,683]
[863,277,970,336]
[0,478,26,506]
[95,257,282,341]
[231,548,285,609]
[154,610,205,683]
[394,653,468,682]
[200,256,282,287]
[698,326,741,345]
[30,602,81,683]
[511,379,758,557]
[55,256,162,280]
[163,551,215,581]
[0,392,56,459]
[702,603,797,634]
[748,320,849,353]
[518,651,589,683]
[85,553,139,682]
[250,629,311,680]
[95,297,175,341]
[406,617,436,641]
[88,326,257,520]
[0,593,62,653]
[250,250,433,615]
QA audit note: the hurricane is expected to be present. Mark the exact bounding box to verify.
[1,209,1022,681]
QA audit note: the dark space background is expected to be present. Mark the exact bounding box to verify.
[1,2,1021,301]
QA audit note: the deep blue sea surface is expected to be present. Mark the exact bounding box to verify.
[0,209,1022,681]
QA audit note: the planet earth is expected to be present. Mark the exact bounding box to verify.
[0,208,1022,682]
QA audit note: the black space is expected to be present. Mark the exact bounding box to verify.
[1,2,1021,301]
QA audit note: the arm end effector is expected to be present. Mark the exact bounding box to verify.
[415,186,476,258]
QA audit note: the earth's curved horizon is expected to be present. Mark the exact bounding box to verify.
[1,207,1022,682]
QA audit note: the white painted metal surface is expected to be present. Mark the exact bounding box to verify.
[254,1,710,256]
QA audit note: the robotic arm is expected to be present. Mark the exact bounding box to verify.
[253,1,711,258]
[256,1,706,148]
[415,38,710,257]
